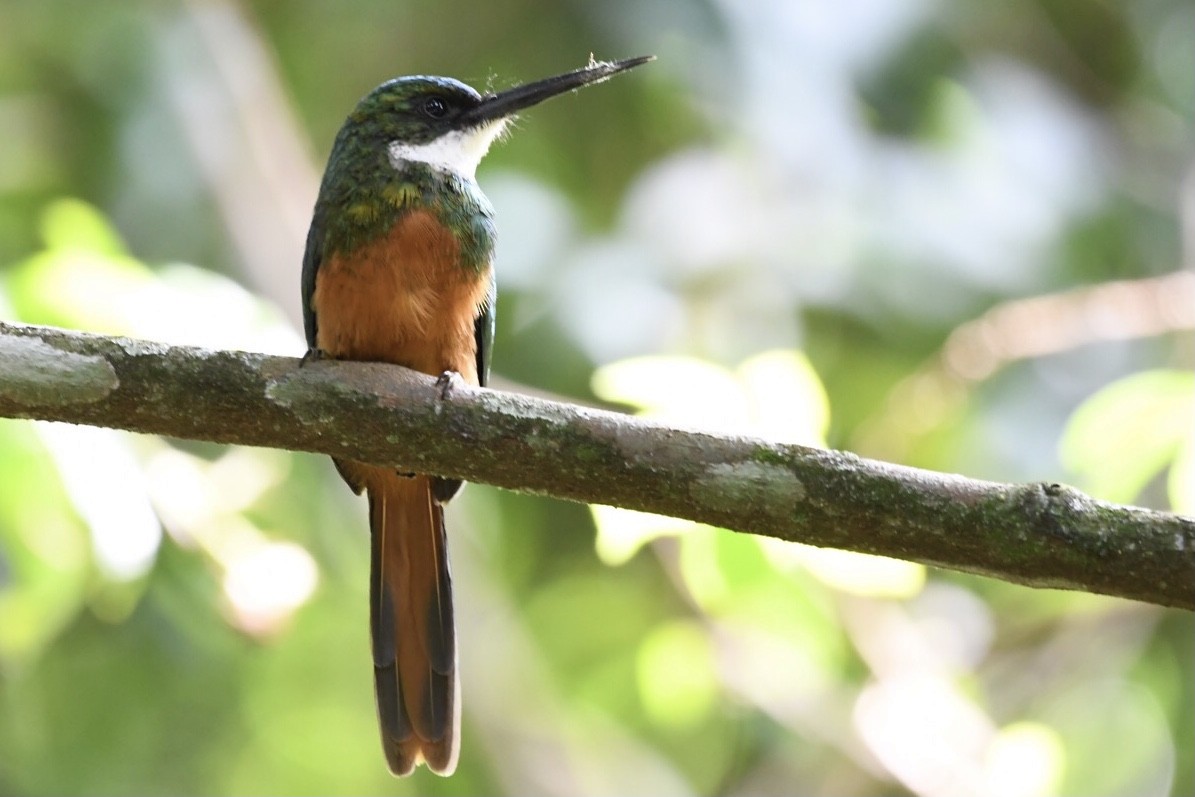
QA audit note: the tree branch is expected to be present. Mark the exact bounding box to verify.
[1,320,1191,610]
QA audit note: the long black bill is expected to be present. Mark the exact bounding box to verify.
[459,55,654,127]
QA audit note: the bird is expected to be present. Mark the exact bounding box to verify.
[300,55,653,777]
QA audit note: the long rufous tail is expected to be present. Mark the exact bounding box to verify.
[366,470,459,776]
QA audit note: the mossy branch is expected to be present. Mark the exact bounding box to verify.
[1,320,1192,610]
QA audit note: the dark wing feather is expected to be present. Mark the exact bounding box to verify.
[475,277,496,388]
[300,207,325,352]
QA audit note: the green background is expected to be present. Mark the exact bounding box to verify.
[0,0,1191,794]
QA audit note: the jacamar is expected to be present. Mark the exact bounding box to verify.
[300,56,653,776]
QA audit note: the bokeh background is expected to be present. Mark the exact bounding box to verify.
[0,0,1192,794]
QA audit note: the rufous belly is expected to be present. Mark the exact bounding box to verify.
[312,209,491,385]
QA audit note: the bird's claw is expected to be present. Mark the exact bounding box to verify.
[435,370,462,401]
[300,347,328,367]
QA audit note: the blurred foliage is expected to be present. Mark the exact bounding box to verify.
[1061,370,1194,512]
[0,0,1192,795]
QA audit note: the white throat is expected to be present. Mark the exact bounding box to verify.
[387,119,507,180]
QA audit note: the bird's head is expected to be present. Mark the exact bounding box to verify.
[345,55,654,181]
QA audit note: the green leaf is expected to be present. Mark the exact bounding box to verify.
[39,197,128,256]
[635,620,717,728]
[0,421,90,664]
[1060,370,1195,506]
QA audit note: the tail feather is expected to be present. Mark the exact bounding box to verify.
[368,472,459,776]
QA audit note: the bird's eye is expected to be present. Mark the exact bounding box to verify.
[422,97,449,118]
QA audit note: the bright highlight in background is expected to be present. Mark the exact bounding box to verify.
[983,722,1064,797]
[589,350,924,599]
[590,350,829,565]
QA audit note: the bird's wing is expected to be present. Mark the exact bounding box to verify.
[474,276,496,388]
[300,207,325,352]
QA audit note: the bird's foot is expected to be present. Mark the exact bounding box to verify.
[300,347,328,367]
[435,370,463,401]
